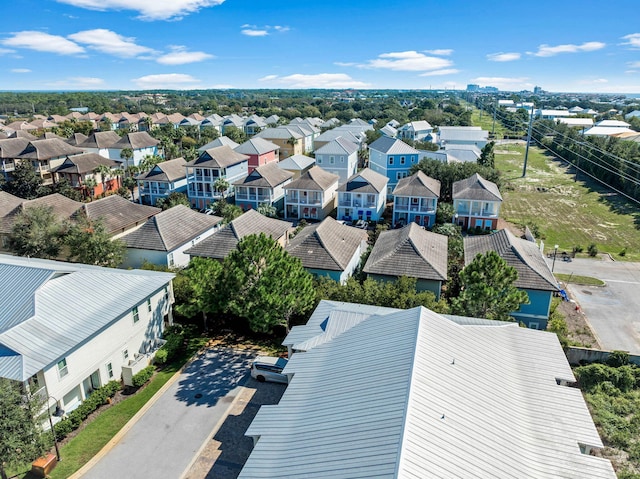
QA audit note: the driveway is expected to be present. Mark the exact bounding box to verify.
[82,347,255,479]
[552,257,640,354]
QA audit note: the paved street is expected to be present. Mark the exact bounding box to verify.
[83,347,255,479]
[552,257,640,354]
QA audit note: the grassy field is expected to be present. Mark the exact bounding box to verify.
[494,143,640,261]
[469,106,506,138]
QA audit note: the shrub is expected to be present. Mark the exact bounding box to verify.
[154,347,168,365]
[588,243,598,257]
[573,245,584,253]
[607,350,631,367]
[53,418,73,440]
[132,365,155,388]
[620,248,627,257]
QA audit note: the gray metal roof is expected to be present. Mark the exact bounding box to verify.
[363,223,448,281]
[369,136,419,155]
[285,166,338,191]
[198,137,240,152]
[241,301,615,479]
[0,255,174,381]
[276,154,316,171]
[337,168,388,194]
[392,171,441,198]
[121,205,221,252]
[314,137,358,156]
[233,162,293,188]
[452,173,502,201]
[439,126,488,142]
[256,127,303,140]
[234,138,279,156]
[464,229,558,291]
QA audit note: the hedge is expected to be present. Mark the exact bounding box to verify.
[131,366,155,388]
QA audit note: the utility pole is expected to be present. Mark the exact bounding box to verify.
[522,107,534,177]
[491,97,497,137]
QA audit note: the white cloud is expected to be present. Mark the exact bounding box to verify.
[11,68,31,73]
[577,78,609,84]
[132,73,201,89]
[628,61,640,68]
[419,69,460,77]
[621,33,640,49]
[424,49,453,56]
[2,31,84,55]
[470,76,533,90]
[68,29,154,58]
[156,46,214,65]
[359,51,453,72]
[46,76,105,89]
[240,24,289,37]
[241,29,269,37]
[532,41,605,57]
[273,26,290,32]
[487,52,521,62]
[55,0,226,21]
[0,48,15,55]
[258,73,370,89]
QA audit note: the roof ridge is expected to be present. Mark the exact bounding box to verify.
[314,221,343,269]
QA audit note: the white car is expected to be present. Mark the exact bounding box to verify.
[250,356,289,384]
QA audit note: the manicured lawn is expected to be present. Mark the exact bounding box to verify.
[494,144,640,261]
[554,273,606,287]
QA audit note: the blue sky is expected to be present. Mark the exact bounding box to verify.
[1,0,640,93]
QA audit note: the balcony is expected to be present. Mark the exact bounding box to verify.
[457,209,498,217]
[286,195,321,205]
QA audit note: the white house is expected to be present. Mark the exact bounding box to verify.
[314,137,359,184]
[397,120,434,142]
[0,255,175,419]
[284,166,339,221]
[336,168,388,222]
[438,126,489,149]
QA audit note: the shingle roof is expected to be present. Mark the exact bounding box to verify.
[314,137,358,156]
[0,193,83,234]
[8,131,38,141]
[363,223,447,281]
[0,138,30,158]
[112,132,159,150]
[452,173,502,202]
[53,153,119,175]
[79,131,121,149]
[66,133,88,146]
[392,171,441,198]
[80,195,160,235]
[198,136,240,151]
[16,139,83,160]
[286,217,368,271]
[369,136,420,155]
[464,229,558,291]
[233,162,293,188]
[285,166,338,191]
[186,145,249,168]
[121,205,221,252]
[234,138,280,155]
[185,210,292,260]
[136,157,187,182]
[337,168,388,193]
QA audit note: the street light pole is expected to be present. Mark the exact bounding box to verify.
[44,394,63,461]
[552,244,559,272]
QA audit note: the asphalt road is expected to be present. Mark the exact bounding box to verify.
[552,257,640,354]
[83,347,255,479]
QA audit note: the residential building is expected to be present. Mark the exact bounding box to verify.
[452,173,502,231]
[185,146,249,210]
[368,137,420,193]
[285,217,368,283]
[363,223,447,299]
[185,209,292,261]
[583,119,635,137]
[78,131,121,159]
[136,157,188,206]
[53,153,121,198]
[397,120,434,142]
[240,300,615,478]
[120,205,222,269]
[336,168,388,222]
[13,139,84,185]
[463,229,559,329]
[438,126,489,149]
[198,136,239,152]
[244,115,267,135]
[0,137,30,179]
[0,254,175,418]
[109,132,160,168]
[314,137,359,184]
[79,195,160,239]
[313,129,362,151]
[234,138,280,173]
[233,162,293,212]
[276,154,315,180]
[256,127,304,159]
[284,166,339,221]
[392,171,440,228]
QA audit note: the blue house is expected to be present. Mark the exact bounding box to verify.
[392,171,440,228]
[136,157,188,206]
[233,162,293,212]
[368,137,420,195]
[463,229,559,330]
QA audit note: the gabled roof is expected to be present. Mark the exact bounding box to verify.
[16,139,83,160]
[186,145,249,168]
[198,136,240,151]
[276,154,316,171]
[337,168,388,193]
[80,195,160,235]
[363,223,447,281]
[65,132,89,146]
[53,153,119,175]
[79,131,121,149]
[0,254,174,381]
[0,191,23,219]
[452,173,502,201]
[369,136,420,155]
[285,166,338,191]
[256,127,303,140]
[234,162,293,188]
[400,120,432,131]
[135,157,187,182]
[285,217,368,271]
[241,301,614,479]
[112,132,159,150]
[439,126,488,142]
[392,171,441,198]
[121,205,221,252]
[0,193,83,234]
[234,138,279,156]
[8,131,38,141]
[314,137,358,156]
[314,129,360,144]
[464,229,558,291]
[0,138,30,158]
[185,209,292,260]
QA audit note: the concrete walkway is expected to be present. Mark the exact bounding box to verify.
[80,347,255,479]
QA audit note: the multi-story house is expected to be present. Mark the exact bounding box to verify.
[397,121,434,142]
[336,168,388,222]
[78,131,121,158]
[136,157,188,206]
[234,162,293,212]
[234,138,280,173]
[109,132,160,168]
[15,139,84,185]
[54,153,121,198]
[368,137,421,194]
[314,137,359,184]
[452,173,502,231]
[185,145,249,210]
[256,127,304,159]
[284,166,339,221]
[392,171,440,228]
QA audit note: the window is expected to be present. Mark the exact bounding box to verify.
[147,299,152,312]
[106,363,114,379]
[397,172,408,180]
[123,349,129,361]
[164,285,169,301]
[168,253,174,268]
[133,306,139,323]
[388,157,394,165]
[330,156,335,164]
[317,157,322,164]
[340,156,344,163]
[400,156,405,165]
[58,358,69,378]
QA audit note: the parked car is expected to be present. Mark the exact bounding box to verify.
[250,356,289,384]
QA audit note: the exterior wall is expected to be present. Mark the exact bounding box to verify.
[187,161,248,210]
[260,138,302,159]
[40,285,173,413]
[107,146,158,168]
[284,183,337,220]
[138,178,188,206]
[235,180,290,211]
[369,273,442,300]
[453,199,501,231]
[315,152,358,184]
[510,289,553,330]
[247,150,278,173]
[368,148,419,193]
[83,147,112,159]
[392,195,438,228]
[305,250,361,284]
[337,191,385,222]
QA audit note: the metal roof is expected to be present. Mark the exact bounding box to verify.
[234,138,280,156]
[314,137,358,156]
[369,136,420,155]
[241,301,616,479]
[233,162,293,188]
[198,137,240,152]
[276,154,316,171]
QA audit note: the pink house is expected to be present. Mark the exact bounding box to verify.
[234,138,280,173]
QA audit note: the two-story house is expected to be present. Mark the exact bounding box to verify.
[256,127,304,159]
[397,121,434,142]
[234,162,294,212]
[78,131,121,158]
[314,137,359,184]
[53,153,121,198]
[368,137,420,194]
[15,139,84,185]
[234,138,280,173]
[284,166,339,221]
[392,171,440,228]
[185,146,249,210]
[109,132,160,168]
[336,168,388,222]
[136,157,188,206]
[452,173,502,231]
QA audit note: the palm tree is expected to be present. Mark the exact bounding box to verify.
[84,177,97,200]
[120,147,134,169]
[94,164,113,196]
[214,177,229,198]
[139,154,163,173]
[285,136,298,158]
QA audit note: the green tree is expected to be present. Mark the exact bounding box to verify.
[213,177,229,198]
[3,162,44,199]
[155,192,191,210]
[222,233,315,333]
[175,257,224,331]
[119,148,134,169]
[8,205,65,259]
[139,154,163,173]
[64,217,125,267]
[84,176,97,200]
[0,379,47,479]
[223,126,247,144]
[479,141,495,168]
[50,178,83,202]
[451,251,529,321]
[256,203,277,218]
[93,164,114,196]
